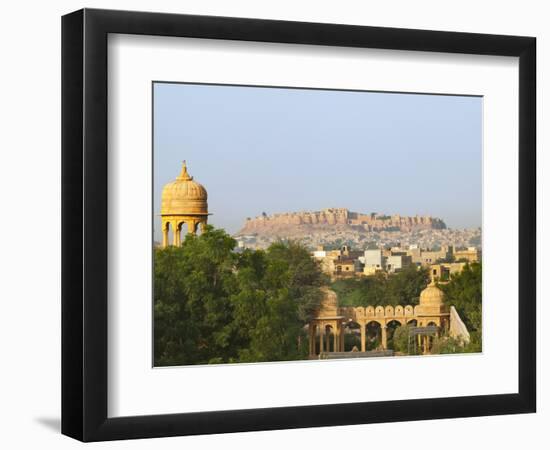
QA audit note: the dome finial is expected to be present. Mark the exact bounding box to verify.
[178,160,193,181]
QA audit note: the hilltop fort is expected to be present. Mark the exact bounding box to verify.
[239,208,446,234]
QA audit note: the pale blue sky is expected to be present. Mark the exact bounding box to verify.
[153,82,481,239]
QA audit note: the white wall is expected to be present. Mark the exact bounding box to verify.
[0,1,546,448]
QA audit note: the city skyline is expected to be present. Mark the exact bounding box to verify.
[153,82,482,240]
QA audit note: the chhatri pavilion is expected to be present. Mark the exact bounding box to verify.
[308,278,470,356]
[160,161,210,247]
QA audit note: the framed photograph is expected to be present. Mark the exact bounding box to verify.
[61,8,536,442]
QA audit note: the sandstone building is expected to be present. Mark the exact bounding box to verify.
[160,161,209,247]
[240,208,446,234]
[308,279,470,357]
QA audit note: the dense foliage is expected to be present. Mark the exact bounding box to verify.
[154,226,327,366]
[392,325,422,355]
[392,262,483,355]
[331,263,482,355]
[440,262,482,352]
[154,227,482,364]
[331,265,430,307]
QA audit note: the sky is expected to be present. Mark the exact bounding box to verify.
[153,82,482,239]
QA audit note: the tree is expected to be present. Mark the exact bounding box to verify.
[154,226,239,366]
[440,262,482,353]
[392,325,422,355]
[331,266,429,307]
[234,241,326,362]
[154,228,325,366]
[385,265,430,306]
[431,335,467,354]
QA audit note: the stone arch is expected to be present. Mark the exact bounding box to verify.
[365,306,375,317]
[365,320,382,351]
[177,221,189,235]
[325,324,336,352]
[314,322,328,355]
[385,319,402,350]
[375,306,385,317]
[404,305,414,316]
[343,321,361,352]
[394,305,404,316]
[385,305,394,316]
[407,319,418,326]
[426,321,439,351]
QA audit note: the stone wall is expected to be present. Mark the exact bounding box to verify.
[239,208,446,234]
[449,306,471,344]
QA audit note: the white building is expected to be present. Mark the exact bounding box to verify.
[386,254,412,273]
[364,248,386,270]
[312,250,327,259]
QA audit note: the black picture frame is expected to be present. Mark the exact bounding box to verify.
[61,8,536,442]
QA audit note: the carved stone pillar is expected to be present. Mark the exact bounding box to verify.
[309,325,315,356]
[172,222,180,246]
[185,220,194,235]
[381,326,388,350]
[162,223,168,248]
[360,323,366,352]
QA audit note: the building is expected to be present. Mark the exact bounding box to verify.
[407,245,422,262]
[408,245,453,266]
[311,245,365,278]
[363,249,385,273]
[334,259,357,277]
[453,247,480,263]
[160,161,210,247]
[308,279,470,357]
[312,248,327,259]
[429,262,467,281]
[386,254,412,273]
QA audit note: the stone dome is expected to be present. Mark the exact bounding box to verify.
[161,162,208,215]
[419,280,445,306]
[318,287,339,316]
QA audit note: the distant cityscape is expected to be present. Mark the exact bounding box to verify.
[312,243,479,279]
[235,208,480,258]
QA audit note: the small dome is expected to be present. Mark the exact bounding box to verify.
[161,162,208,216]
[318,287,339,316]
[419,280,445,306]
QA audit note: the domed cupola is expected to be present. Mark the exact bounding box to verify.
[160,161,210,247]
[419,279,445,306]
[416,278,448,316]
[161,161,208,216]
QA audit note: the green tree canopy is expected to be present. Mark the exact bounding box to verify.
[331,265,429,307]
[440,262,482,352]
[154,228,325,366]
[441,262,482,332]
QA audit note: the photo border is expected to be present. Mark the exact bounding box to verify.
[151,79,484,369]
[62,8,536,441]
